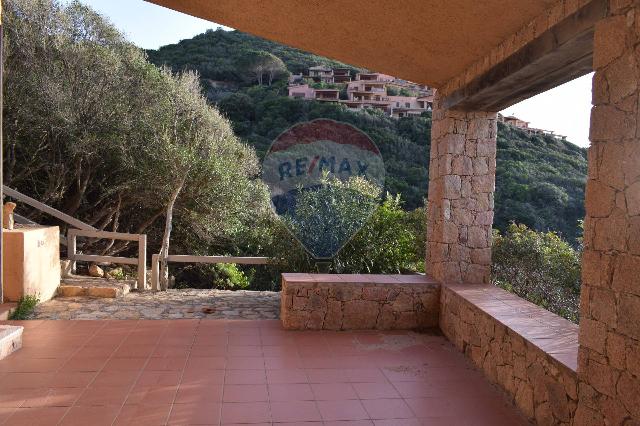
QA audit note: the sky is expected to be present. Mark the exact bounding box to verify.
[70,0,593,148]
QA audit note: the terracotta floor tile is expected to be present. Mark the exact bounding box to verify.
[0,357,65,373]
[114,404,172,425]
[227,335,260,346]
[270,400,322,422]
[404,397,457,418]
[221,401,270,424]
[76,386,131,406]
[48,372,97,388]
[344,369,389,384]
[373,419,421,426]
[223,384,269,402]
[0,407,17,423]
[134,371,182,387]
[144,356,187,371]
[60,357,108,372]
[4,406,68,426]
[0,388,37,407]
[103,357,148,372]
[393,381,441,398]
[0,372,56,390]
[225,369,266,385]
[226,345,263,357]
[189,345,227,357]
[126,385,177,405]
[91,371,139,388]
[268,383,315,401]
[59,405,121,426]
[324,421,374,426]
[185,356,226,370]
[265,356,303,369]
[311,383,358,400]
[21,387,84,408]
[113,345,155,358]
[306,368,349,383]
[181,368,225,384]
[175,383,224,404]
[150,346,191,358]
[317,400,369,421]
[362,398,414,419]
[352,382,400,399]
[266,368,308,384]
[226,356,265,370]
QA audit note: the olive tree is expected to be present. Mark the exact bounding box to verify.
[3,0,270,275]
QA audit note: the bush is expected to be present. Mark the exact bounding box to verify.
[9,295,39,320]
[174,263,251,290]
[261,179,426,287]
[492,223,581,323]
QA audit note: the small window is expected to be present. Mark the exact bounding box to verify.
[405,102,410,108]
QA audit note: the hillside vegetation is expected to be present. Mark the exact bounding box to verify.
[149,29,588,243]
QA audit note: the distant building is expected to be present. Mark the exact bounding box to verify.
[288,67,434,118]
[498,114,566,140]
[308,66,334,83]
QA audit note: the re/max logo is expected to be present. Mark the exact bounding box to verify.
[278,156,369,181]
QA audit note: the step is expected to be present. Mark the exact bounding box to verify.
[58,276,133,298]
[0,303,17,321]
[0,325,23,360]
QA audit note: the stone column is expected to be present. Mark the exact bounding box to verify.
[426,96,497,284]
[575,2,640,425]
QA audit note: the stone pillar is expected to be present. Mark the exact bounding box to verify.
[426,96,497,284]
[575,2,640,425]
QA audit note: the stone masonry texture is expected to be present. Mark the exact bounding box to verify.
[426,98,497,284]
[576,2,640,425]
[280,274,440,330]
[440,282,579,425]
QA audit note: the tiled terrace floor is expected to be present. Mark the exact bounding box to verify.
[0,320,527,425]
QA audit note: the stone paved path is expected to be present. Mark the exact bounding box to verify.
[32,289,280,320]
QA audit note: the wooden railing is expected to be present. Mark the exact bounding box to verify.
[3,185,96,231]
[4,186,147,290]
[4,186,272,292]
[150,254,270,291]
[68,229,147,290]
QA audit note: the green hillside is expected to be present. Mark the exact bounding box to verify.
[148,29,587,244]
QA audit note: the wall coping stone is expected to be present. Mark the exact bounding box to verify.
[442,281,579,372]
[282,273,439,286]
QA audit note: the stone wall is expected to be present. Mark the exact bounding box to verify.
[439,0,594,98]
[576,2,640,425]
[440,282,579,425]
[426,101,497,284]
[281,274,440,330]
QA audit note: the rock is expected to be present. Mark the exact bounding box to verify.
[88,264,104,278]
[60,259,74,278]
[2,202,16,230]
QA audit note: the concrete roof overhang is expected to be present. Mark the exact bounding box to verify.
[145,0,561,89]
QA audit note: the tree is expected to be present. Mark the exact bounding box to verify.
[3,0,270,280]
[239,50,288,86]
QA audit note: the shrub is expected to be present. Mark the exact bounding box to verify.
[9,295,40,320]
[261,179,426,287]
[174,263,251,290]
[492,223,581,323]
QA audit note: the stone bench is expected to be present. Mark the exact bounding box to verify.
[281,273,440,330]
[440,282,579,424]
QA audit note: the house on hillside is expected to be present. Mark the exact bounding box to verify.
[498,114,567,140]
[288,67,434,117]
[308,65,334,83]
